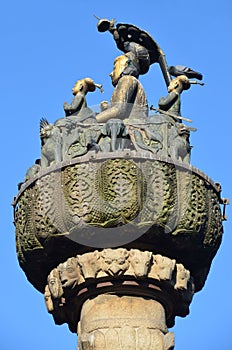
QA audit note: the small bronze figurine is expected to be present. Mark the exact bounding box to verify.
[63,77,103,117]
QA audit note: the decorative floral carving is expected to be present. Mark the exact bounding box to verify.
[14,155,224,293]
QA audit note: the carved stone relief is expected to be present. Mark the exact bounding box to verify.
[46,249,193,299]
[44,249,194,333]
[99,248,130,277]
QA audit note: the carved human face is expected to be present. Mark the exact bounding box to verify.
[72,80,84,95]
[168,75,190,93]
[47,269,62,298]
[109,55,129,86]
[100,100,109,111]
[168,79,179,93]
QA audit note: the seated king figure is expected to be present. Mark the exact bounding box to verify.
[96,43,150,123]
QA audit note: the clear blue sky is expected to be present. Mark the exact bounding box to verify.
[1,1,231,349]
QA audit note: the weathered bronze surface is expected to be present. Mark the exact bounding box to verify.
[14,149,223,293]
[13,17,228,349]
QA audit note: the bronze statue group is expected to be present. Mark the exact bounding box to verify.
[26,18,205,181]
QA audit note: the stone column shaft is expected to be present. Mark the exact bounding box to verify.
[78,294,174,350]
[44,249,194,349]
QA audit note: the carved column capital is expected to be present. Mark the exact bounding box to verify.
[44,249,194,331]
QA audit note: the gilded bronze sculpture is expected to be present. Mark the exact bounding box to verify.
[96,48,149,123]
[63,77,103,117]
[13,17,228,350]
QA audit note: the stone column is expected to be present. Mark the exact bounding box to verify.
[78,294,174,350]
[44,249,194,350]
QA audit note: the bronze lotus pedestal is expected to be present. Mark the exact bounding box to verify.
[14,139,225,349]
[13,19,228,350]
